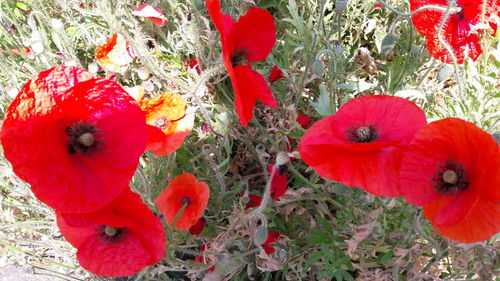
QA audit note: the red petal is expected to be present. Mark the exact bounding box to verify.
[232,7,276,62]
[424,196,500,243]
[77,232,150,277]
[269,165,288,200]
[268,65,285,82]
[189,218,206,235]
[232,65,277,127]
[262,232,282,254]
[296,113,312,129]
[132,5,166,27]
[245,195,262,210]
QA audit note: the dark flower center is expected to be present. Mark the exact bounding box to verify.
[99,225,124,243]
[66,121,102,156]
[346,125,378,143]
[431,159,468,195]
[154,116,170,130]
[231,49,249,67]
[276,164,287,176]
[181,196,191,206]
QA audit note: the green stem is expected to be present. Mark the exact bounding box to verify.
[436,0,464,97]
[377,1,461,17]
[188,65,226,138]
[0,241,77,269]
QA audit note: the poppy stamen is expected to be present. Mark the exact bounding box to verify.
[66,121,102,156]
[431,159,468,195]
[99,225,124,242]
[346,124,378,143]
[231,49,249,67]
[181,196,191,206]
[154,116,170,130]
[104,226,118,237]
[77,132,95,147]
[442,169,458,184]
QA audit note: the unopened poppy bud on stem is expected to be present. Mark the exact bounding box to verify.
[276,152,289,166]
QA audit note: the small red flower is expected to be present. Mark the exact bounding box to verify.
[299,95,427,197]
[410,0,499,63]
[269,165,288,200]
[262,232,283,254]
[189,217,206,235]
[185,58,201,74]
[0,66,148,213]
[56,189,166,277]
[132,4,166,27]
[297,113,312,129]
[194,244,215,271]
[268,65,285,82]
[287,113,313,146]
[244,194,263,210]
[206,0,278,127]
[399,118,500,243]
[155,173,210,230]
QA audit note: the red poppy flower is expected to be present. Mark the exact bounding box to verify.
[194,244,215,271]
[410,0,499,63]
[189,217,206,235]
[297,113,312,129]
[137,92,195,156]
[298,95,427,197]
[244,194,263,210]
[185,58,201,74]
[0,66,148,213]
[262,232,283,254]
[399,118,499,243]
[268,65,285,82]
[269,165,288,200]
[206,0,278,127]
[56,189,166,277]
[95,33,136,73]
[155,173,210,230]
[132,4,166,27]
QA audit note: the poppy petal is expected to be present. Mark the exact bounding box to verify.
[132,4,166,27]
[77,232,151,277]
[233,65,277,127]
[231,7,276,62]
[268,65,285,82]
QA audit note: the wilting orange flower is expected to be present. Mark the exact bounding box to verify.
[95,33,136,73]
[0,47,31,55]
[137,92,195,156]
[155,173,210,230]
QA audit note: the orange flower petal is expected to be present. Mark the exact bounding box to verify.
[95,33,136,73]
[139,93,195,156]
